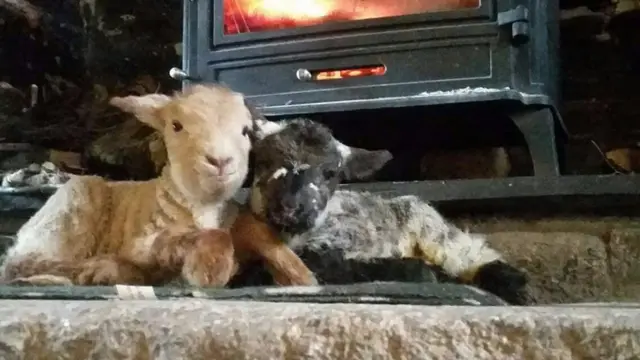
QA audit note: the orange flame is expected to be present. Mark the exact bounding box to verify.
[245,0,333,20]
[223,0,480,35]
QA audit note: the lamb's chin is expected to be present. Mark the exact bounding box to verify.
[196,178,240,201]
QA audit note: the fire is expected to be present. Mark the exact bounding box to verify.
[223,0,480,35]
[246,0,332,20]
[224,0,350,34]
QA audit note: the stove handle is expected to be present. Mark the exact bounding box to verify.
[169,67,201,82]
[295,68,313,82]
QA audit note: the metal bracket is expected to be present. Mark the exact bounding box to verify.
[497,5,530,46]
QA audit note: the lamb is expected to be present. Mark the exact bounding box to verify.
[235,118,529,304]
[0,84,315,287]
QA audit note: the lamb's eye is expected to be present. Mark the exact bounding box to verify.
[242,126,251,137]
[172,120,183,132]
[323,169,337,178]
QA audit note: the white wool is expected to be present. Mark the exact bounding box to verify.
[6,169,236,266]
[281,190,502,279]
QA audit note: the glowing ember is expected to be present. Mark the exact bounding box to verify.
[223,0,481,35]
[315,65,387,81]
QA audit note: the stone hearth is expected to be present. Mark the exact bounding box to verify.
[0,300,638,359]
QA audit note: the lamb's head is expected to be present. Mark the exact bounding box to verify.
[251,118,392,234]
[109,84,254,203]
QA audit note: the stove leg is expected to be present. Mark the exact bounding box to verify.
[509,107,560,176]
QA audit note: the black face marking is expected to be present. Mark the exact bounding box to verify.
[252,119,345,233]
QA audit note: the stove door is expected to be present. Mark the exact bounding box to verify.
[212,0,492,45]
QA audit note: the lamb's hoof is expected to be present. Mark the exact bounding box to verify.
[181,229,237,287]
[274,271,319,287]
[8,274,74,286]
[472,260,529,305]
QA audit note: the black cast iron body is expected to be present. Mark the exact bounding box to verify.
[175,0,640,204]
[181,0,559,115]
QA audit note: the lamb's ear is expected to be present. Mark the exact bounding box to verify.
[253,119,286,140]
[337,141,393,180]
[109,93,172,131]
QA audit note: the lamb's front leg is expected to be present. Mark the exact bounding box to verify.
[3,258,77,286]
[3,255,149,286]
[74,255,149,285]
[149,227,238,287]
[231,211,317,286]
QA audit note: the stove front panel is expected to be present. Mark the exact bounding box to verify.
[211,38,497,110]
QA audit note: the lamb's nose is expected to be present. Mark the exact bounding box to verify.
[281,202,306,219]
[206,156,233,171]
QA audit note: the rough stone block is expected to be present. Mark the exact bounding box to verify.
[606,227,640,300]
[1,300,639,359]
[486,231,613,304]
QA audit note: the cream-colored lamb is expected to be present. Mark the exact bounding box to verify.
[0,84,258,286]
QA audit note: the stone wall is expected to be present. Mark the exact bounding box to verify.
[0,0,181,179]
[455,217,640,304]
[0,0,184,250]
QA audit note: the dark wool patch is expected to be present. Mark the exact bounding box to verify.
[252,119,342,170]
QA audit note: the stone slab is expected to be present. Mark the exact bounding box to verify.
[607,227,640,300]
[486,231,614,304]
[0,282,508,306]
[0,300,639,359]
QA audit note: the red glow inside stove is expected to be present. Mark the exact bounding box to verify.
[314,65,387,81]
[223,0,480,35]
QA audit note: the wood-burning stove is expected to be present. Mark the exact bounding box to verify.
[174,0,640,208]
[181,0,559,114]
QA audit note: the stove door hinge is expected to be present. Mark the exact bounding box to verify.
[497,5,530,46]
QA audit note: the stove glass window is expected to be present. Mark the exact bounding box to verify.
[223,0,480,35]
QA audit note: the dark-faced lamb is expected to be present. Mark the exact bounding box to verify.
[0,84,315,288]
[236,118,529,304]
